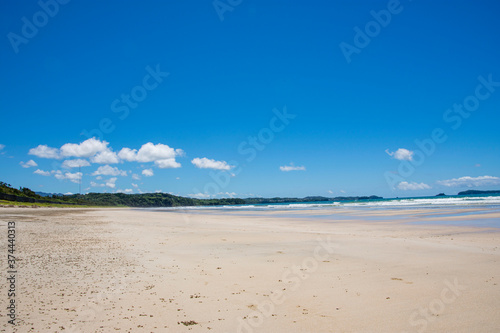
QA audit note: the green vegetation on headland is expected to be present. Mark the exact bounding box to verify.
[458,190,500,195]
[243,195,382,204]
[0,181,385,208]
[0,181,244,207]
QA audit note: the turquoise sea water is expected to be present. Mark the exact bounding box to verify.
[153,193,500,211]
[148,193,500,228]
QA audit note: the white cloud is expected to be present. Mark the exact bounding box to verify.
[436,175,500,188]
[117,148,136,161]
[53,170,82,183]
[217,192,237,197]
[92,165,127,176]
[90,177,117,188]
[95,176,102,180]
[188,192,211,199]
[60,138,109,158]
[131,183,139,188]
[62,159,91,168]
[106,178,117,188]
[386,148,414,161]
[142,169,154,177]
[397,181,431,190]
[28,144,60,159]
[34,169,50,176]
[328,190,333,194]
[191,157,233,170]
[155,158,181,169]
[280,164,306,172]
[0,144,4,150]
[29,141,184,170]
[118,143,183,163]
[20,159,38,168]
[132,173,141,180]
[116,188,133,194]
[91,150,119,164]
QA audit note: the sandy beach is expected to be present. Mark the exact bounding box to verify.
[1,207,499,332]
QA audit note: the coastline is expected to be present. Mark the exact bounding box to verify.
[0,207,499,332]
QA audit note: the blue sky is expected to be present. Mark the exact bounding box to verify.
[1,0,499,198]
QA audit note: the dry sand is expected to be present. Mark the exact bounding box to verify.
[0,207,499,332]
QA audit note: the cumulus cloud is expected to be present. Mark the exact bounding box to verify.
[436,175,500,187]
[29,144,60,159]
[117,148,136,161]
[131,183,139,188]
[142,169,154,177]
[90,177,117,188]
[132,173,141,180]
[191,157,233,170]
[188,192,211,199]
[217,192,237,197]
[280,164,306,171]
[92,165,127,176]
[60,138,109,158]
[397,181,431,190]
[53,170,82,183]
[386,148,414,161]
[106,178,117,188]
[29,140,185,171]
[34,169,50,176]
[155,158,181,169]
[28,138,110,160]
[91,150,119,164]
[116,188,133,194]
[62,159,90,168]
[20,160,38,168]
[118,143,183,163]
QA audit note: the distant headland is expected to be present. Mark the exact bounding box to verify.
[458,190,500,195]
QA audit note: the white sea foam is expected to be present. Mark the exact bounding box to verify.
[148,195,500,211]
[343,196,500,208]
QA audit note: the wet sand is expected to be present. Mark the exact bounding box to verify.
[0,207,499,332]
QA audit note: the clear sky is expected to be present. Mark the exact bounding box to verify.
[1,0,499,198]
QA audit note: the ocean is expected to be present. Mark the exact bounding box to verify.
[153,193,500,211]
[146,193,500,228]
